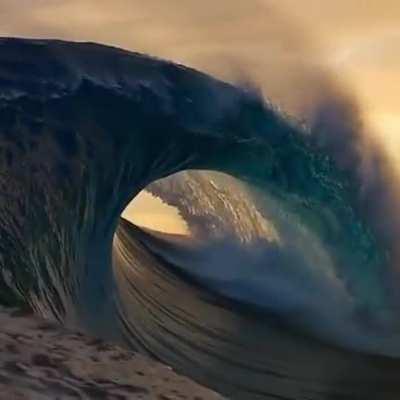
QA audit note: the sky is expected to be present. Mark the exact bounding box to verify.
[1,0,399,232]
[121,191,189,234]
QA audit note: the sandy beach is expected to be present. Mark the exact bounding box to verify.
[0,307,225,399]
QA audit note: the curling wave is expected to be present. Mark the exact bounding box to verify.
[1,38,400,399]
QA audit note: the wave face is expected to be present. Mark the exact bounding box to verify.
[1,38,400,399]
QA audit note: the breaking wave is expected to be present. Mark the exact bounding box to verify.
[1,38,400,399]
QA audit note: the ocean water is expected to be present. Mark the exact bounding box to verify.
[0,37,400,399]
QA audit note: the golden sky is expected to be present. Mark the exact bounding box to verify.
[121,191,189,235]
[1,0,399,232]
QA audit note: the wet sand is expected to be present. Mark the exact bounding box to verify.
[0,307,225,399]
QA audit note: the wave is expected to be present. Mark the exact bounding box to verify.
[1,37,400,399]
